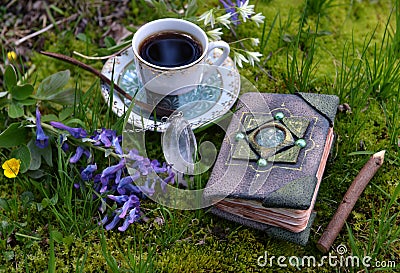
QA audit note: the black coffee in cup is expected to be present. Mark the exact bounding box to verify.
[139,31,203,67]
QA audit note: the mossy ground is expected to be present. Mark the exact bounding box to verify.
[1,0,399,272]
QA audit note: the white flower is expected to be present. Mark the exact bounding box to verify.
[237,0,255,22]
[216,13,232,29]
[251,13,265,27]
[246,51,262,66]
[233,51,249,68]
[207,28,223,41]
[198,9,216,28]
[250,38,260,46]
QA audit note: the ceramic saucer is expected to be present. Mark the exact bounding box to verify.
[101,47,240,132]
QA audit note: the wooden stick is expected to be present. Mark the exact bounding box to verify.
[317,150,385,253]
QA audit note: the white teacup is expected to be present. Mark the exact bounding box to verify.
[132,18,230,101]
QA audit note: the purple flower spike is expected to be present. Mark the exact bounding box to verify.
[118,208,140,232]
[105,211,122,230]
[81,163,97,181]
[35,107,49,148]
[50,121,88,138]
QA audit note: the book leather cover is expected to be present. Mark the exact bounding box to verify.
[204,92,339,245]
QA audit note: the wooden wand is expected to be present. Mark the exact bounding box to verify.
[317,150,386,253]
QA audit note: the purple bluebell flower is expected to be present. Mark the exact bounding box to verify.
[50,121,88,138]
[35,107,49,148]
[100,159,126,192]
[105,210,122,230]
[117,172,140,191]
[107,194,128,203]
[118,207,140,232]
[115,169,122,184]
[119,195,140,218]
[128,155,152,176]
[163,165,175,184]
[112,135,123,155]
[81,163,97,181]
[220,0,239,25]
[70,146,90,163]
[151,160,168,173]
[140,179,156,196]
[99,129,114,147]
[128,149,144,161]
[91,128,118,147]
[100,214,109,226]
[118,183,142,196]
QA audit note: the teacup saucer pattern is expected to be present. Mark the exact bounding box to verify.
[101,48,240,132]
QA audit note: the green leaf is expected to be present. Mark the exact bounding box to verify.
[8,101,24,118]
[41,114,59,122]
[27,137,53,170]
[50,230,64,244]
[76,33,89,43]
[20,191,35,208]
[18,98,36,106]
[50,193,58,205]
[35,70,70,99]
[0,123,28,148]
[4,65,17,90]
[65,118,86,128]
[27,139,42,170]
[104,36,116,48]
[41,198,50,209]
[59,107,74,121]
[10,144,31,173]
[41,141,53,167]
[45,88,79,105]
[0,198,10,212]
[11,84,34,100]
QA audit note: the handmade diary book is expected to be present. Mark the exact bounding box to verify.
[203,92,339,245]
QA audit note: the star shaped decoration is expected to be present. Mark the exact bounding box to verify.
[232,112,310,167]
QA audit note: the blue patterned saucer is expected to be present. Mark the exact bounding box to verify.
[101,48,240,131]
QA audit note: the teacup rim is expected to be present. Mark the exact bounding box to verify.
[132,18,209,71]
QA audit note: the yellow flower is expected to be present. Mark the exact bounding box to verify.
[2,158,21,178]
[7,51,17,61]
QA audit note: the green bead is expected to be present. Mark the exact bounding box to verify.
[257,158,268,167]
[235,132,245,141]
[274,112,285,120]
[295,139,307,148]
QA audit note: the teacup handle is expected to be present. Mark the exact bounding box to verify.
[207,41,230,66]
